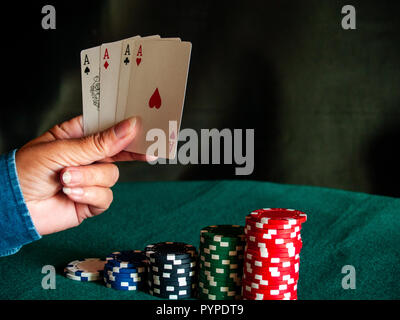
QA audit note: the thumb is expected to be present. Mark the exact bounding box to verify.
[49,117,138,166]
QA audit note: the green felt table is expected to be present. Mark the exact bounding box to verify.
[0,181,399,300]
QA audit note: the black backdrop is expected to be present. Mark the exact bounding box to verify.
[1,0,399,197]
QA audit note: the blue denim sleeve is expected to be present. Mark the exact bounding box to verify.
[0,150,41,257]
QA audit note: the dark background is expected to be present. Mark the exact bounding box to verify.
[1,0,399,197]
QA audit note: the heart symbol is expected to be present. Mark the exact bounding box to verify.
[149,88,162,109]
[136,58,142,66]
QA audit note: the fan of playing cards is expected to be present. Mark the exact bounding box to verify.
[81,35,192,159]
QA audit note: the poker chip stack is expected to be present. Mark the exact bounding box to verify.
[145,242,198,300]
[242,208,307,300]
[103,250,148,291]
[64,258,106,282]
[198,225,245,300]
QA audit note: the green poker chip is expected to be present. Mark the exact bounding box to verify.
[200,237,245,249]
[199,283,242,294]
[198,279,241,292]
[199,260,241,272]
[200,246,245,257]
[200,252,244,264]
[200,225,245,242]
[198,225,245,300]
[198,290,241,300]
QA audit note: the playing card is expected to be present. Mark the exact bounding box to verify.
[124,40,192,159]
[81,46,100,136]
[98,40,123,131]
[114,35,161,124]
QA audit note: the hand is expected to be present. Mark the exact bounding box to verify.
[15,115,150,236]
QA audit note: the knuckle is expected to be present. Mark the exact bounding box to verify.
[49,124,70,140]
[90,133,109,156]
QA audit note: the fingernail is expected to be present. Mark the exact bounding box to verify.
[62,172,71,184]
[62,170,82,186]
[114,117,136,139]
[63,187,84,196]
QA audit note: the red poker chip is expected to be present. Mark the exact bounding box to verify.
[243,296,297,301]
[242,279,297,292]
[245,247,301,259]
[246,244,302,254]
[244,268,299,281]
[243,278,299,288]
[242,290,297,300]
[245,229,301,240]
[243,272,300,283]
[245,222,302,234]
[245,231,301,241]
[246,242,303,253]
[245,231,302,244]
[246,239,302,248]
[242,283,298,292]
[245,217,303,231]
[242,296,297,301]
[246,238,303,250]
[248,208,307,225]
[243,270,299,285]
[245,223,303,232]
[243,283,297,296]
[244,266,299,279]
[245,251,300,263]
[243,294,297,300]
[244,262,299,275]
[245,258,300,269]
[246,244,303,256]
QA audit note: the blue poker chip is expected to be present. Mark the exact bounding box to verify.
[105,279,142,287]
[104,263,146,273]
[105,270,145,278]
[105,282,140,291]
[104,274,143,284]
[104,275,145,290]
[106,250,148,268]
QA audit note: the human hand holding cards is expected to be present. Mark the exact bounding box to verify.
[81,35,192,159]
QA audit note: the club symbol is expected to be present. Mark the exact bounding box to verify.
[124,57,130,65]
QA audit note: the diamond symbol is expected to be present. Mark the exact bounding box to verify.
[104,61,109,69]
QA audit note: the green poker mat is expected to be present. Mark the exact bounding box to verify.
[0,180,399,300]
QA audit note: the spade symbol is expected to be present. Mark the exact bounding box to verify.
[84,66,90,75]
[124,57,130,65]
[149,88,162,109]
